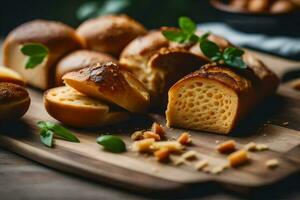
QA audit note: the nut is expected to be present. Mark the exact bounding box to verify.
[143,131,161,141]
[217,140,236,154]
[228,150,249,167]
[151,122,165,137]
[151,141,184,153]
[131,131,144,141]
[154,148,170,161]
[177,132,192,145]
[132,138,155,152]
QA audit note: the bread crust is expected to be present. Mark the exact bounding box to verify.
[0,82,30,121]
[0,66,25,86]
[3,20,85,89]
[63,62,150,113]
[166,62,279,134]
[44,86,129,128]
[55,50,118,86]
[77,15,147,56]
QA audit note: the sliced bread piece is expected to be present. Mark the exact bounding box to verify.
[0,66,25,86]
[62,62,150,113]
[166,62,279,134]
[44,86,129,128]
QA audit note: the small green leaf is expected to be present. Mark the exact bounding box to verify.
[21,43,48,56]
[224,47,244,57]
[40,130,54,147]
[179,16,196,34]
[162,30,188,43]
[43,121,80,143]
[25,56,45,69]
[21,43,49,69]
[224,57,247,69]
[200,40,221,58]
[97,135,126,153]
[188,34,199,43]
[199,32,210,43]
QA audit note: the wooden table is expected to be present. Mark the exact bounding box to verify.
[1,41,300,200]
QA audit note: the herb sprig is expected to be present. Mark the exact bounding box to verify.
[21,43,49,69]
[162,17,247,69]
[37,121,80,147]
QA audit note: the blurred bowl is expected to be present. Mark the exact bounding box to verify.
[210,0,300,36]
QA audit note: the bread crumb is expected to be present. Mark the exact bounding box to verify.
[282,122,289,126]
[244,142,257,151]
[177,132,192,145]
[266,159,279,169]
[210,166,224,174]
[194,160,209,171]
[151,122,165,137]
[256,143,269,151]
[151,141,184,153]
[181,150,198,160]
[132,138,155,152]
[228,150,249,167]
[217,140,236,154]
[170,155,186,166]
[131,131,144,141]
[154,148,170,161]
[143,131,161,141]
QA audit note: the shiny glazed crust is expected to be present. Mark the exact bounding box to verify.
[55,50,118,85]
[62,62,150,113]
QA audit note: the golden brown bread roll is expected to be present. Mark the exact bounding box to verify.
[120,31,207,106]
[166,54,279,134]
[55,50,118,85]
[3,20,85,90]
[44,86,129,128]
[77,15,147,57]
[0,66,25,86]
[270,0,296,13]
[63,62,150,113]
[0,82,30,121]
[248,0,270,12]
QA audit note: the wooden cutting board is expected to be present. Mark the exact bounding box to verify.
[1,50,300,193]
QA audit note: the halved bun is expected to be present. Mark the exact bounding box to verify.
[0,82,30,121]
[63,62,150,113]
[3,20,85,90]
[120,31,206,106]
[44,86,129,128]
[55,50,118,85]
[0,66,24,86]
[77,15,147,56]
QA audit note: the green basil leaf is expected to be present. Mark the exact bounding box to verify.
[97,135,126,153]
[21,43,49,69]
[37,121,80,143]
[25,56,45,69]
[162,30,188,43]
[200,40,221,58]
[199,32,210,43]
[40,130,54,147]
[179,16,196,34]
[188,34,199,43]
[224,47,244,57]
[224,57,247,69]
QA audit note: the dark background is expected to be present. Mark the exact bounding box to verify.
[1,0,299,37]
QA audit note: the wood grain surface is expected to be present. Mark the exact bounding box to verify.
[1,51,300,193]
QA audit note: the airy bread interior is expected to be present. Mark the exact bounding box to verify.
[166,78,238,134]
[45,86,129,127]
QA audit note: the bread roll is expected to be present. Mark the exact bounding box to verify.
[63,62,150,113]
[248,0,270,12]
[55,50,118,85]
[0,66,24,86]
[270,0,296,13]
[77,15,147,57]
[0,82,30,121]
[44,86,129,128]
[120,31,207,106]
[166,54,279,134]
[3,20,85,90]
